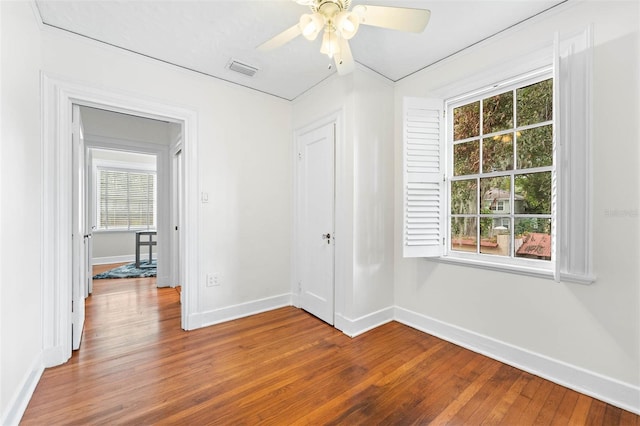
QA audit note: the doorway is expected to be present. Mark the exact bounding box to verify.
[71,105,180,350]
[42,75,200,367]
[296,119,336,325]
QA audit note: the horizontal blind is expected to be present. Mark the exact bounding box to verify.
[99,169,156,230]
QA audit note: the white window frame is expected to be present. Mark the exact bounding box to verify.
[444,69,555,274]
[402,27,594,284]
[94,159,157,232]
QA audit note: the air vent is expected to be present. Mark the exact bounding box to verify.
[227,59,259,77]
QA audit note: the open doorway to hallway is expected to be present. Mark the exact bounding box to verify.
[42,74,200,367]
[72,105,183,352]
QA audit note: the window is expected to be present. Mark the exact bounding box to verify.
[449,76,553,263]
[97,168,156,230]
[402,26,594,282]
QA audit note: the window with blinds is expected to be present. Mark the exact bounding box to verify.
[98,168,156,230]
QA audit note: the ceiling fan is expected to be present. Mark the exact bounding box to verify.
[257,0,431,75]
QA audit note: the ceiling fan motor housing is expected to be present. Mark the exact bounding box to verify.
[311,0,350,14]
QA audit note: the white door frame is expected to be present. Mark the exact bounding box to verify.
[292,110,346,326]
[41,74,201,367]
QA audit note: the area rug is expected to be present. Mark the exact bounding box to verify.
[93,260,157,279]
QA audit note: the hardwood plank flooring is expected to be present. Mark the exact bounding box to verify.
[21,265,639,425]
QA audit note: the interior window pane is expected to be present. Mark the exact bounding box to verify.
[514,218,552,260]
[483,91,513,134]
[482,133,513,172]
[451,217,477,253]
[517,79,553,126]
[453,101,480,141]
[515,172,551,214]
[480,176,511,215]
[516,125,552,169]
[451,179,477,214]
[480,217,511,256]
[453,140,479,176]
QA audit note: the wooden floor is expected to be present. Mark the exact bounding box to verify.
[21,265,639,425]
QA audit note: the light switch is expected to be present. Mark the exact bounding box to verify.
[201,192,209,203]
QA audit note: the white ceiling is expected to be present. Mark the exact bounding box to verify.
[35,0,566,101]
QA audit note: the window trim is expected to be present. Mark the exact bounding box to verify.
[94,159,157,232]
[444,69,555,271]
[402,27,594,284]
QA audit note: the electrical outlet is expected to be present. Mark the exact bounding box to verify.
[206,273,220,287]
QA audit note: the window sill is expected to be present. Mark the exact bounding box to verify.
[430,254,555,281]
[94,229,154,234]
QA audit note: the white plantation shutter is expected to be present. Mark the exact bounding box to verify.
[403,97,444,258]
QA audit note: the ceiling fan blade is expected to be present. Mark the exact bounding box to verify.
[257,24,302,52]
[335,38,355,75]
[353,5,431,33]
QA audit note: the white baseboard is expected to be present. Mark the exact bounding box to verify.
[335,306,394,337]
[394,306,640,415]
[198,294,293,328]
[42,344,66,368]
[92,255,135,265]
[2,355,44,426]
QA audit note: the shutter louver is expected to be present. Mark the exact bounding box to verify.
[403,98,444,258]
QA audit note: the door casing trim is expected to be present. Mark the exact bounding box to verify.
[41,73,201,366]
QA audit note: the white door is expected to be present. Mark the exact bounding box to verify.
[171,148,183,294]
[85,149,94,297]
[71,104,87,350]
[298,122,335,325]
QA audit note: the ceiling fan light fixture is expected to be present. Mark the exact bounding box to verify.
[335,11,360,39]
[299,13,324,41]
[320,30,341,59]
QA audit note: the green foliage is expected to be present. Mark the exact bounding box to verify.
[483,134,513,172]
[453,102,479,141]
[515,172,551,214]
[517,79,553,126]
[517,125,552,169]
[483,91,513,134]
[480,208,494,238]
[453,140,479,176]
[450,179,477,214]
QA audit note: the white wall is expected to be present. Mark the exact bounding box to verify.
[351,71,395,320]
[293,68,395,332]
[81,106,179,146]
[1,1,292,422]
[38,11,293,314]
[0,3,43,423]
[394,0,639,402]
